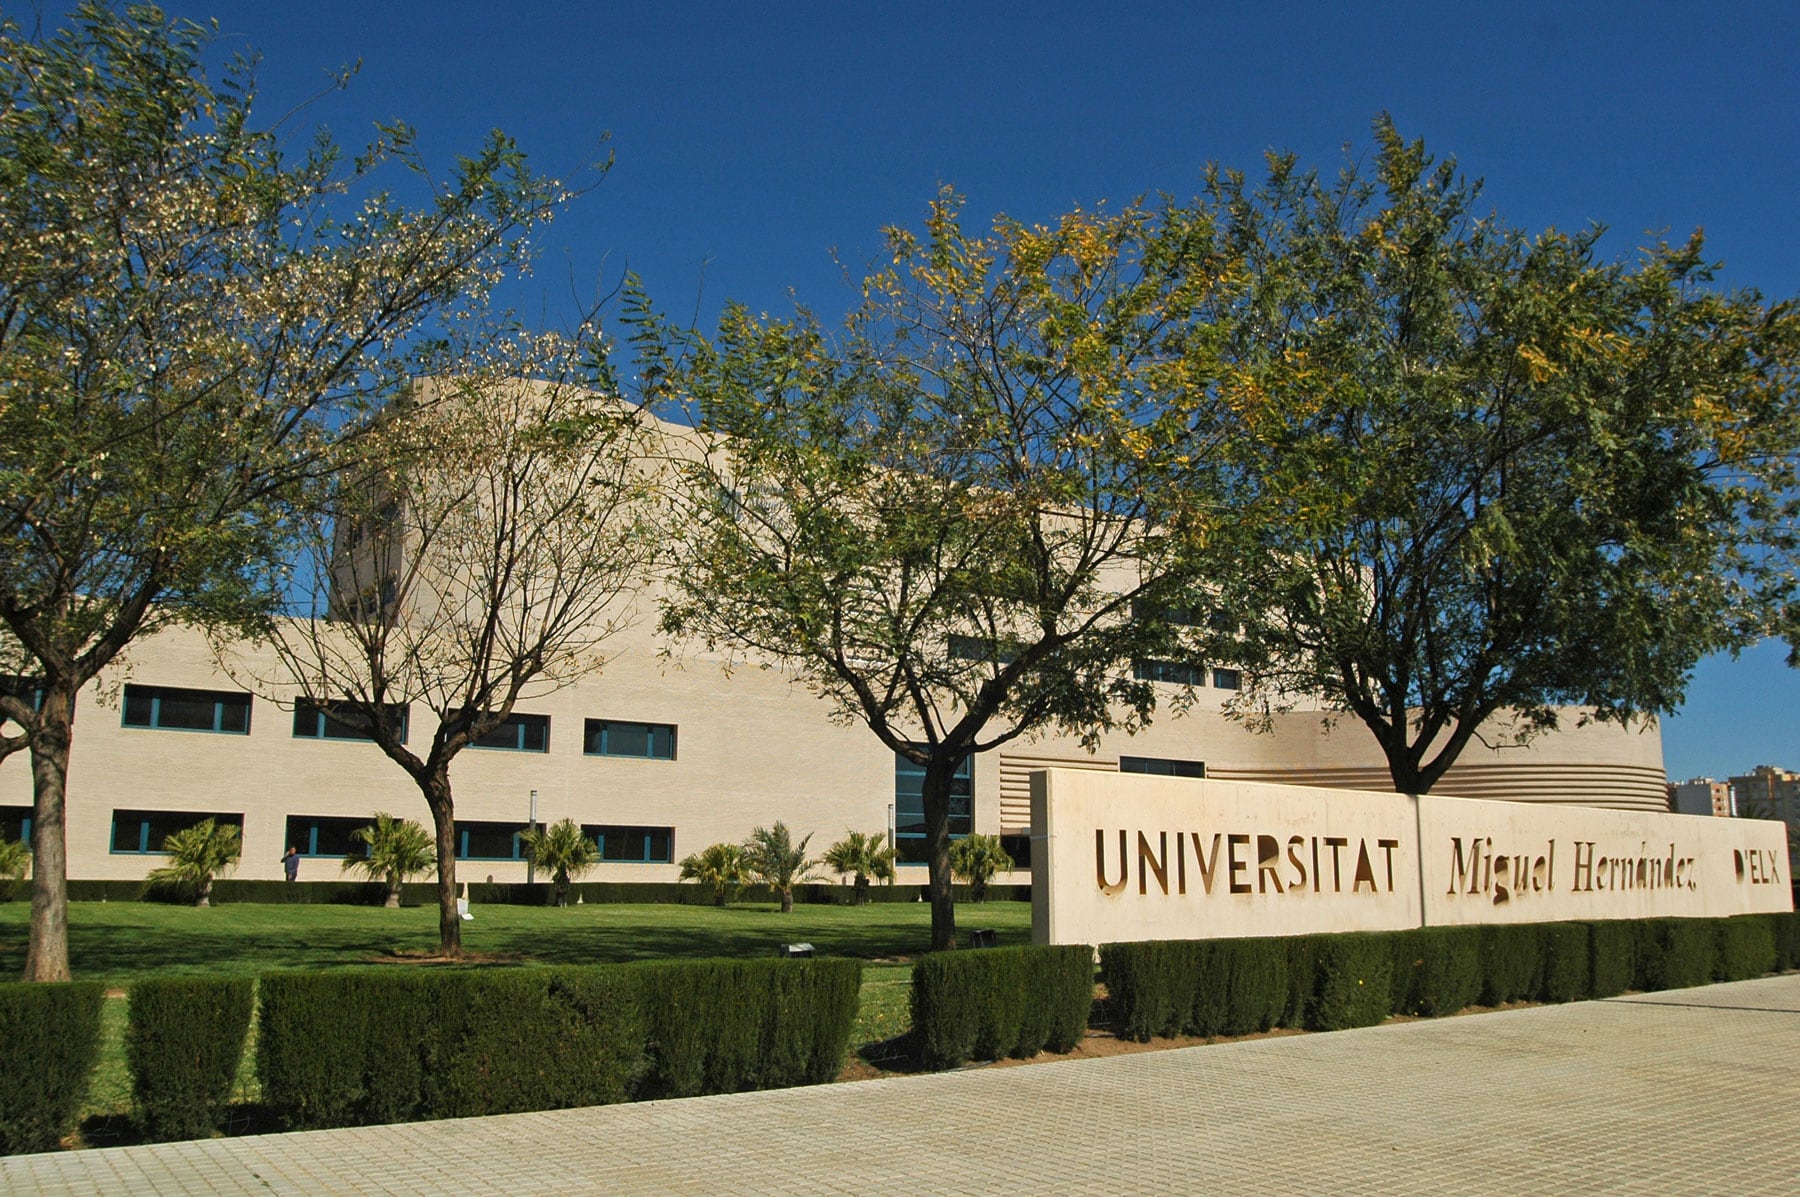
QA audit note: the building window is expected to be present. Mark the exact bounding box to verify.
[111,810,243,855]
[1131,600,1204,627]
[584,719,675,759]
[471,713,550,753]
[121,685,251,734]
[0,805,32,845]
[0,675,44,722]
[582,824,674,864]
[894,751,973,865]
[999,833,1032,869]
[293,699,409,743]
[453,820,528,861]
[285,815,377,858]
[1132,658,1206,686]
[948,635,1019,664]
[1120,755,1207,779]
[1210,668,1242,691]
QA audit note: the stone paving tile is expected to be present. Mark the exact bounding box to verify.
[2,974,1796,1196]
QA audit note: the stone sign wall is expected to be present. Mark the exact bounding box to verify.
[1029,769,1794,947]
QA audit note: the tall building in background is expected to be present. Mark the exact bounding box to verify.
[1669,777,1735,817]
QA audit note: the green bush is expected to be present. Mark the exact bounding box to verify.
[1396,927,1482,1017]
[1098,940,1205,1043]
[1588,921,1636,997]
[0,981,104,1155]
[1214,937,1291,1036]
[1768,910,1799,972]
[127,977,254,1142]
[913,945,1093,1069]
[1635,919,1715,992]
[1304,933,1393,1031]
[634,958,861,1098]
[1714,916,1777,982]
[1479,924,1543,1005]
[1538,922,1591,1003]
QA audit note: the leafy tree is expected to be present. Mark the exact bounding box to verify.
[519,818,600,908]
[0,3,572,980]
[341,812,436,909]
[948,833,1014,903]
[639,191,1242,950]
[742,822,822,914]
[243,352,654,957]
[1198,117,1800,794]
[0,830,28,901]
[678,841,751,907]
[823,830,896,905]
[143,819,241,908]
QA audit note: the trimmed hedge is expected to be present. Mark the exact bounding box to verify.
[1635,919,1716,992]
[634,958,861,1098]
[1479,925,1543,1006]
[1716,916,1778,982]
[1538,922,1591,1003]
[1588,920,1637,998]
[912,944,1094,1069]
[0,981,105,1155]
[1100,937,1290,1043]
[1304,933,1393,1031]
[258,957,859,1130]
[127,977,255,1142]
[1391,926,1483,1017]
[1768,910,1799,972]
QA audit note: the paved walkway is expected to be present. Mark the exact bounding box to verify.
[5,974,1797,1196]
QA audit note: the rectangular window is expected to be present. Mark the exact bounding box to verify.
[472,713,550,752]
[948,635,1019,665]
[0,675,44,722]
[584,719,676,759]
[293,699,409,743]
[1120,755,1207,779]
[1131,600,1204,627]
[285,815,376,858]
[1210,668,1242,691]
[999,833,1032,870]
[121,685,251,734]
[0,805,32,845]
[453,820,528,861]
[1132,658,1206,686]
[110,810,243,855]
[894,751,973,865]
[582,824,674,864]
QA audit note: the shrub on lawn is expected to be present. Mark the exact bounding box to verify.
[1212,936,1291,1036]
[634,958,862,1098]
[912,944,1093,1069]
[127,977,254,1142]
[0,981,104,1155]
[1479,924,1543,1006]
[1098,939,1204,1043]
[1714,916,1777,982]
[1538,922,1591,1003]
[1772,911,1800,972]
[1635,919,1715,991]
[1304,933,1393,1031]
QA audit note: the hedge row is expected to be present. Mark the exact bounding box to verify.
[127,978,255,1142]
[0,982,105,1155]
[257,957,861,1130]
[910,944,1094,1069]
[1104,912,1800,1041]
[59,879,1034,906]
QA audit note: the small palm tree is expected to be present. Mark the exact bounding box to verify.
[342,812,436,908]
[823,830,896,906]
[519,818,599,907]
[949,834,1014,903]
[144,819,241,907]
[0,832,30,901]
[679,841,751,906]
[743,822,822,913]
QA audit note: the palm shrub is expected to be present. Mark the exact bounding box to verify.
[0,832,28,901]
[342,813,435,908]
[519,818,600,907]
[143,818,241,907]
[743,822,822,913]
[823,830,895,905]
[949,833,1014,902]
[679,842,751,906]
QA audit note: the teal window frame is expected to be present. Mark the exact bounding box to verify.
[581,824,674,864]
[285,814,375,858]
[453,819,528,861]
[121,684,252,735]
[1132,658,1206,685]
[1211,668,1243,691]
[110,809,243,855]
[292,699,410,744]
[471,712,550,753]
[1120,755,1207,779]
[583,719,676,760]
[894,751,973,865]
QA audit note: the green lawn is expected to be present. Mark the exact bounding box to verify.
[0,898,1033,1126]
[0,897,1032,986]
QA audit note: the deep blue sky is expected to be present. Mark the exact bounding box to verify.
[145,0,1798,781]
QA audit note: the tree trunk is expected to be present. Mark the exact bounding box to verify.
[554,868,569,908]
[780,886,794,913]
[24,684,75,982]
[384,879,401,909]
[921,758,959,951]
[421,769,462,958]
[854,874,869,906]
[713,889,727,907]
[196,878,211,908]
